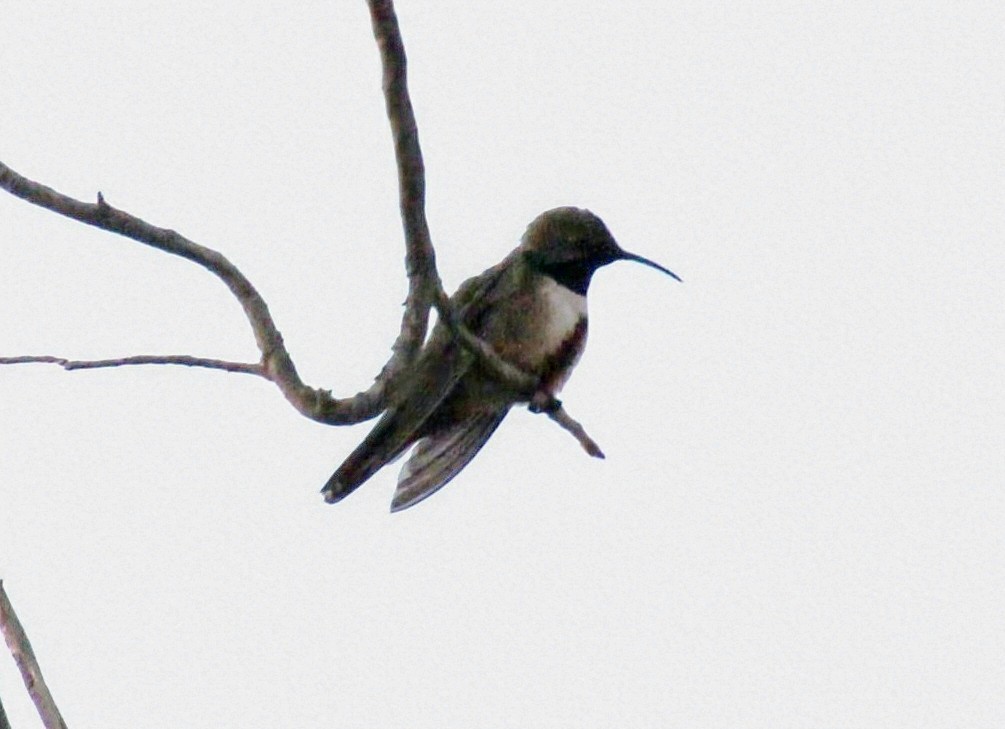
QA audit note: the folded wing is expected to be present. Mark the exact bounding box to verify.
[390,407,510,512]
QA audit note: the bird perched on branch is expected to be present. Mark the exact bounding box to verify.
[322,206,680,512]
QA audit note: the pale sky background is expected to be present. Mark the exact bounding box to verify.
[2,2,1003,727]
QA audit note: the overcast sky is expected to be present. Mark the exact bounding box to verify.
[2,2,1003,727]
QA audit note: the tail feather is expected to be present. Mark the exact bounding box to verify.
[322,340,472,505]
[322,410,415,504]
[390,407,510,512]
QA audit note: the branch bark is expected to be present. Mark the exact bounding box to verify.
[0,581,68,729]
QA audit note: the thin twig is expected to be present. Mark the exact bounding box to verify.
[529,393,605,458]
[0,355,265,375]
[0,581,68,729]
[546,407,605,459]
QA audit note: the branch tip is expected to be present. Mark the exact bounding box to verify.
[536,402,606,459]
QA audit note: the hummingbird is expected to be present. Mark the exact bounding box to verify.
[322,206,680,512]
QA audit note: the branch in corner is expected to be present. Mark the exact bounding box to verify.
[0,581,69,729]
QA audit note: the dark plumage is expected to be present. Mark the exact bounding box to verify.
[322,207,679,512]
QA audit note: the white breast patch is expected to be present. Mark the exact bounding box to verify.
[540,276,587,349]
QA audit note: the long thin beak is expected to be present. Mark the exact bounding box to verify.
[620,250,682,282]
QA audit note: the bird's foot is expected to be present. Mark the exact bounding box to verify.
[528,391,562,414]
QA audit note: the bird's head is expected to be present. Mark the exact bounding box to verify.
[521,207,680,294]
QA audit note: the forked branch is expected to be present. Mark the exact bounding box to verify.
[0,0,603,454]
[0,170,378,425]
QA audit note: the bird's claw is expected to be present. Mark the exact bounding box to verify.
[529,391,561,414]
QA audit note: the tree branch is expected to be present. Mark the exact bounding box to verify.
[0,691,11,729]
[530,393,606,459]
[546,407,606,459]
[0,0,603,458]
[0,164,388,424]
[0,3,448,424]
[0,355,265,376]
[0,581,68,729]
[366,0,441,394]
[0,3,447,426]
